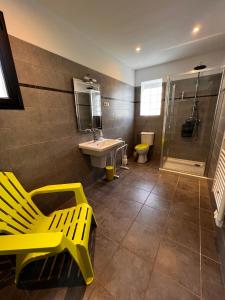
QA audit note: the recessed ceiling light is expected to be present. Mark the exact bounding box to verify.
[135,46,141,53]
[192,26,200,34]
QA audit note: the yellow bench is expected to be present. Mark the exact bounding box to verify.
[0,172,96,287]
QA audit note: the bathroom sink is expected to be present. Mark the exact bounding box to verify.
[79,139,122,156]
[79,138,123,168]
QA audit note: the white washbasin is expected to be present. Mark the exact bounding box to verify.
[79,138,123,168]
[79,139,122,156]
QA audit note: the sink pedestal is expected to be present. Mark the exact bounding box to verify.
[91,156,107,168]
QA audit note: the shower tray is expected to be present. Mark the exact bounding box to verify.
[162,157,205,176]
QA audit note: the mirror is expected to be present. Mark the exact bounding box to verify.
[0,11,23,109]
[73,78,102,131]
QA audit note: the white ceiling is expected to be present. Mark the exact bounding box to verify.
[39,0,225,70]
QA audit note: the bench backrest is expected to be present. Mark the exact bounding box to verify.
[0,172,43,234]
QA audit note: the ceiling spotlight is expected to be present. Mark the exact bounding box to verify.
[135,46,141,53]
[192,26,200,34]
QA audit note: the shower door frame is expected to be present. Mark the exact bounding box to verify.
[160,76,170,168]
[160,77,176,169]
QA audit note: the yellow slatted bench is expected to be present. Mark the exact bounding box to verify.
[0,172,97,288]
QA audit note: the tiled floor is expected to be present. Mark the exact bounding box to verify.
[1,161,225,299]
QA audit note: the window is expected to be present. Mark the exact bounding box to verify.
[0,61,8,98]
[0,11,23,109]
[140,79,162,116]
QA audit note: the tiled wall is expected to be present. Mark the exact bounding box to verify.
[169,97,217,162]
[0,36,135,289]
[134,74,221,165]
[168,74,221,162]
[134,86,164,162]
[0,36,135,215]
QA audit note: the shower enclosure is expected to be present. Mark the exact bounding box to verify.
[160,66,224,176]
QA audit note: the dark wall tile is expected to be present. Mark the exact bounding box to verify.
[0,35,135,216]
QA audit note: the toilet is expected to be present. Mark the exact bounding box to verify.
[135,132,155,163]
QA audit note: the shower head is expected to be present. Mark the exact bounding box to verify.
[194,64,207,71]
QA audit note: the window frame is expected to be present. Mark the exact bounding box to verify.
[0,11,24,110]
[140,79,162,116]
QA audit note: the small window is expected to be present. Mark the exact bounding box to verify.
[140,79,162,116]
[0,61,8,98]
[0,11,23,109]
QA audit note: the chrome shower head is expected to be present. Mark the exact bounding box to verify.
[194,64,207,71]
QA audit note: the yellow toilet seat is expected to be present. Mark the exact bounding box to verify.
[135,144,149,151]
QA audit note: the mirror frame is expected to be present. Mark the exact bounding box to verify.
[0,11,24,109]
[73,78,102,131]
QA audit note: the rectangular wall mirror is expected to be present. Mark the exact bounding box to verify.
[73,78,102,131]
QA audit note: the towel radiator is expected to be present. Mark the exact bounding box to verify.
[213,133,225,227]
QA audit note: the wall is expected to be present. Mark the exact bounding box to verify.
[0,36,135,215]
[0,36,134,288]
[207,72,225,286]
[0,0,134,85]
[134,85,165,163]
[135,50,225,86]
[208,73,225,178]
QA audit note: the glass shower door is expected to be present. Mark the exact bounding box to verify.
[160,78,175,168]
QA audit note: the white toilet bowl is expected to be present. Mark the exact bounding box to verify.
[135,132,155,164]
[135,144,149,163]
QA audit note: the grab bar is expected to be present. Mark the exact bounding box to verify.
[114,143,129,178]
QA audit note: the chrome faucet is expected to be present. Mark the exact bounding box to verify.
[86,128,103,141]
[91,128,98,141]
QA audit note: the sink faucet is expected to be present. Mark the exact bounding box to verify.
[91,128,99,141]
[86,128,103,141]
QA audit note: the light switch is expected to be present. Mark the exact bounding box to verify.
[103,101,110,107]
